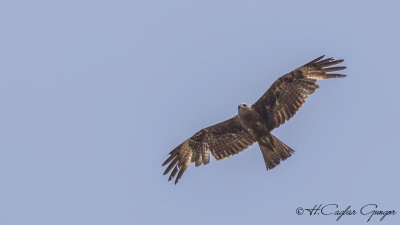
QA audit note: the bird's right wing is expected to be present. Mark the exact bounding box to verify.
[162,116,255,184]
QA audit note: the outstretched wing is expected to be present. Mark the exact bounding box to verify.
[252,55,346,131]
[162,116,255,184]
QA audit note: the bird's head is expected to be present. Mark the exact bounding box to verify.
[238,103,249,111]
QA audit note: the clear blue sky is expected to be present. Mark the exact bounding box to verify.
[1,1,399,225]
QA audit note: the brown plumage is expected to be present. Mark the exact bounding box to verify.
[163,55,346,184]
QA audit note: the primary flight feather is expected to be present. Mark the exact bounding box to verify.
[162,55,346,184]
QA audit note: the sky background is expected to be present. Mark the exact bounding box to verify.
[1,0,399,224]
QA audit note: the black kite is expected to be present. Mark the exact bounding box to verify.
[162,55,346,184]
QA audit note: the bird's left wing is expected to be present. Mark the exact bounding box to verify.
[252,55,346,131]
[162,116,255,184]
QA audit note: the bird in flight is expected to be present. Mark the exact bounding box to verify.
[162,55,346,184]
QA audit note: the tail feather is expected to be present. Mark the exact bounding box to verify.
[258,134,294,170]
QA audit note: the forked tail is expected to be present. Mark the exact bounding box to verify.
[258,134,294,170]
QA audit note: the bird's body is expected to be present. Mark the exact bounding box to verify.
[238,104,268,140]
[162,55,346,184]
